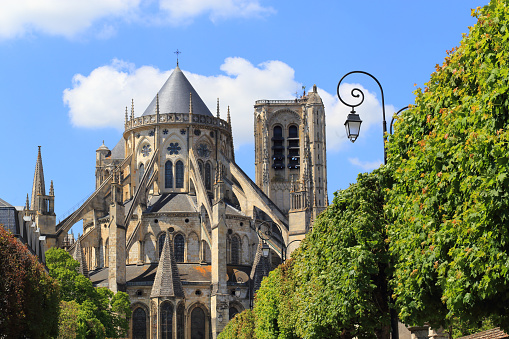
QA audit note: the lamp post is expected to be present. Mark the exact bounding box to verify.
[338,71,410,339]
[255,220,288,260]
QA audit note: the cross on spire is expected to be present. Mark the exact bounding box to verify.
[174,49,181,67]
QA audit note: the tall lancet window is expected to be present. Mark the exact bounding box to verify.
[158,233,166,259]
[160,302,173,339]
[132,307,147,339]
[288,125,300,169]
[191,307,206,339]
[138,163,145,183]
[177,303,185,339]
[165,161,173,188]
[231,235,240,265]
[174,234,185,263]
[176,160,184,188]
[272,126,284,170]
[205,162,212,190]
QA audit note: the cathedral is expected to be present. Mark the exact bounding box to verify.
[22,63,327,339]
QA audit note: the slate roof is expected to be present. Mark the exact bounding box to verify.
[457,328,509,339]
[146,194,197,213]
[142,66,213,117]
[73,237,89,278]
[110,138,125,159]
[150,233,185,298]
[0,198,13,208]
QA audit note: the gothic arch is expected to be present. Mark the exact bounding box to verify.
[143,233,156,263]
[176,301,186,339]
[157,231,167,260]
[267,109,301,126]
[187,231,200,263]
[173,232,186,263]
[186,302,210,339]
[228,301,244,321]
[230,234,241,265]
[131,302,149,339]
[160,301,174,339]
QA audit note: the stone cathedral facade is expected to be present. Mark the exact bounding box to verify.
[22,64,327,339]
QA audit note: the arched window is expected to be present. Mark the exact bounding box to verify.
[272,126,284,170]
[287,125,300,170]
[288,125,298,138]
[198,160,204,178]
[205,162,212,190]
[177,303,185,339]
[174,234,185,263]
[105,238,109,267]
[229,306,239,320]
[231,236,240,265]
[158,233,166,259]
[132,307,147,339]
[165,161,173,188]
[138,163,144,183]
[191,307,206,339]
[176,160,184,188]
[160,302,173,339]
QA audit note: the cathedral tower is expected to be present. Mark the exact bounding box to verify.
[254,85,328,248]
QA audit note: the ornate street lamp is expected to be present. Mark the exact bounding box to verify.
[344,112,362,142]
[262,241,270,258]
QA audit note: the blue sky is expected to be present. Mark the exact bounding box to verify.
[0,0,488,236]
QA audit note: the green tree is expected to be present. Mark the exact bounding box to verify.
[291,170,391,339]
[386,0,509,331]
[0,225,60,338]
[254,260,298,339]
[46,247,131,338]
[219,309,256,339]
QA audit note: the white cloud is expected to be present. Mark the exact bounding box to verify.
[348,157,383,171]
[63,57,391,150]
[0,0,274,39]
[0,0,140,39]
[159,0,275,24]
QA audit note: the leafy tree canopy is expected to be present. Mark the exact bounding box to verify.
[46,247,131,338]
[219,309,256,339]
[386,0,509,330]
[0,225,60,338]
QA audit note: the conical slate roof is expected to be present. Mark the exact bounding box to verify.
[151,232,185,298]
[142,66,213,117]
[73,237,89,278]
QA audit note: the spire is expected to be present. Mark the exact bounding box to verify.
[131,99,134,120]
[189,92,193,114]
[156,93,160,115]
[151,233,185,298]
[216,98,220,118]
[73,237,89,278]
[25,193,29,210]
[227,106,231,125]
[49,180,54,196]
[31,146,46,210]
[125,106,128,124]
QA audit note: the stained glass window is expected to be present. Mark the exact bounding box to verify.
[205,162,212,190]
[165,161,173,189]
[132,307,146,339]
[176,161,184,188]
[231,236,240,265]
[177,303,185,339]
[160,302,173,339]
[191,307,206,339]
[163,129,169,135]
[197,144,210,158]
[174,234,185,263]
[141,145,151,157]
[167,143,181,155]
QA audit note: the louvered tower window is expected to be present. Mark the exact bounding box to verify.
[287,125,300,169]
[272,126,284,170]
[174,234,185,263]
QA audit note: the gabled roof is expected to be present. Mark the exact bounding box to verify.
[142,66,213,117]
[457,328,509,339]
[150,232,185,298]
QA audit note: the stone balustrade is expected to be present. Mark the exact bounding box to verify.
[124,113,230,132]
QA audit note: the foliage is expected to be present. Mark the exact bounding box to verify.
[386,0,509,331]
[0,225,60,338]
[291,170,391,339]
[46,247,132,338]
[57,300,83,339]
[219,309,256,339]
[254,259,298,339]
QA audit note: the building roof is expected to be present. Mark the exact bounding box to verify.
[31,146,46,210]
[146,194,197,213]
[457,328,509,339]
[151,233,185,298]
[142,66,213,117]
[110,138,125,159]
[0,198,13,208]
